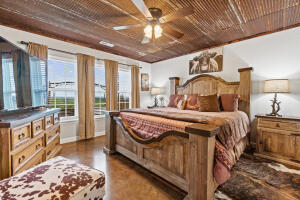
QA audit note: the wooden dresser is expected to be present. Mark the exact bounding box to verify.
[255,115,300,168]
[0,108,61,180]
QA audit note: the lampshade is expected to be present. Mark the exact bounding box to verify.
[151,87,161,95]
[264,79,290,93]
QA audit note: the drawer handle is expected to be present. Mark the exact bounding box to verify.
[18,155,26,164]
[36,125,41,131]
[276,123,280,128]
[36,143,41,150]
[18,133,25,140]
[47,150,52,156]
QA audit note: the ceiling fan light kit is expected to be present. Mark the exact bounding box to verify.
[113,1,194,44]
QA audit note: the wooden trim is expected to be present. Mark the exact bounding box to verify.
[169,77,180,80]
[0,128,10,179]
[239,67,252,117]
[188,134,216,200]
[238,67,253,72]
[114,116,188,144]
[185,124,219,137]
[176,74,240,89]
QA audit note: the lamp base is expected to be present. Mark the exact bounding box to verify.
[267,93,281,117]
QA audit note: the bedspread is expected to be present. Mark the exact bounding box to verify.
[120,107,250,184]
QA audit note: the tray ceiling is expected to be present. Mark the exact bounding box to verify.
[0,0,299,63]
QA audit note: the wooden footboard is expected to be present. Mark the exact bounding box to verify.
[104,111,219,200]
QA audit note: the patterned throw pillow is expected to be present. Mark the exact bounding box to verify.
[220,94,239,111]
[177,100,187,110]
[168,94,184,107]
[197,94,220,112]
[185,94,199,110]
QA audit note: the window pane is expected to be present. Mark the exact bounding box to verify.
[47,58,76,119]
[66,91,75,105]
[2,53,17,110]
[117,67,131,110]
[66,104,75,116]
[94,65,106,116]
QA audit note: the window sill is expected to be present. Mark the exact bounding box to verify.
[60,115,105,123]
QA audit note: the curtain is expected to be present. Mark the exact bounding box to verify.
[12,50,32,107]
[77,53,95,140]
[28,43,48,107]
[104,59,118,110]
[0,54,3,110]
[28,42,48,61]
[131,65,140,108]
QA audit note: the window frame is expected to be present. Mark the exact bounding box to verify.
[47,53,78,121]
[117,65,131,110]
[94,60,106,118]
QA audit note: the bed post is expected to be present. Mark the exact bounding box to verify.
[238,67,253,118]
[169,77,180,95]
[103,111,119,155]
[185,124,219,200]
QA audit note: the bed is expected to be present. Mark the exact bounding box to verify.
[104,67,253,200]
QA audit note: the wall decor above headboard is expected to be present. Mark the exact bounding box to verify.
[169,67,253,117]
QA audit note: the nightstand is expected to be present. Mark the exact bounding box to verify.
[255,115,300,168]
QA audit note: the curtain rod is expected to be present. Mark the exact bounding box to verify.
[19,41,142,68]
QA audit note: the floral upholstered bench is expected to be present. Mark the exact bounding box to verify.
[0,156,105,200]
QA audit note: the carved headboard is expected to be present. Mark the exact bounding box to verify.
[169,67,253,117]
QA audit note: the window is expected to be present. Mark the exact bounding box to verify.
[47,56,77,120]
[94,61,106,116]
[118,65,131,110]
[1,53,17,110]
[30,56,47,107]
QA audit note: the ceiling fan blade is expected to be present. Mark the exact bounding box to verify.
[141,37,150,44]
[113,24,144,31]
[163,25,184,39]
[160,6,194,23]
[130,0,153,19]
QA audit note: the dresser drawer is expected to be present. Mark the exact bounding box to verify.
[45,136,60,160]
[54,113,60,124]
[12,137,44,174]
[45,115,54,129]
[13,150,44,175]
[32,118,44,137]
[45,125,60,145]
[11,123,31,150]
[258,118,300,132]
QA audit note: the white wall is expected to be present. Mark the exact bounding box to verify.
[0,25,151,143]
[151,27,300,141]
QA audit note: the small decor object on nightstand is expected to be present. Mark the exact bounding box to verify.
[264,79,290,117]
[151,87,161,107]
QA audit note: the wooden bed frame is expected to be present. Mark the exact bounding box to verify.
[104,67,253,200]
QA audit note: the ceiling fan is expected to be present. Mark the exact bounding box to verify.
[113,0,194,44]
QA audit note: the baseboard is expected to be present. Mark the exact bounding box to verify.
[60,131,105,144]
[95,130,105,137]
[60,136,79,144]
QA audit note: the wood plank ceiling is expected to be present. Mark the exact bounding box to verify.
[0,0,299,63]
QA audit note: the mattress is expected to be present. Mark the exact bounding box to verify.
[0,156,105,200]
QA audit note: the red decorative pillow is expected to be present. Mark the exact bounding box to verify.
[220,94,239,112]
[168,95,184,108]
[185,94,199,110]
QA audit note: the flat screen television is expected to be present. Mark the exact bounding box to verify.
[0,36,47,111]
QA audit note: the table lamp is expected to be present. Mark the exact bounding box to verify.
[264,79,290,117]
[151,87,161,107]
